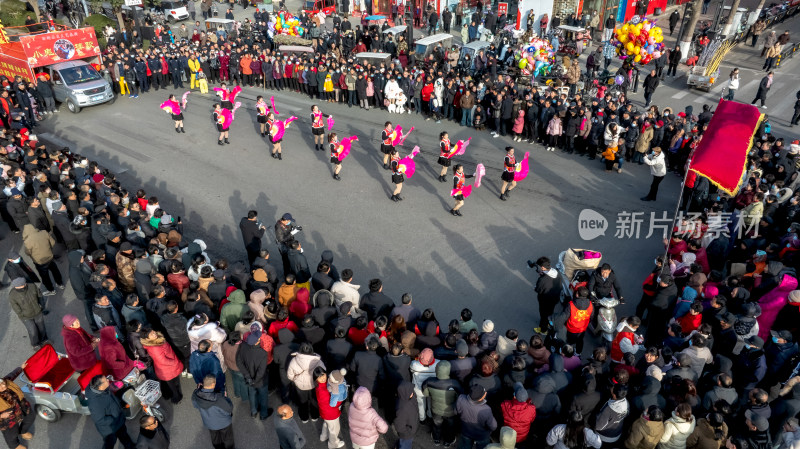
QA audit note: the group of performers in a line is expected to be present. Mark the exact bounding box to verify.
[159,90,530,214]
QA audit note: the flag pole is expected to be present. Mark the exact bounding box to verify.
[660,156,694,273]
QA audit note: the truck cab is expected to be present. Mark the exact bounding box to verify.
[46,61,114,113]
[303,0,336,15]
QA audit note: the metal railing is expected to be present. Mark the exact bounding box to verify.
[775,41,800,68]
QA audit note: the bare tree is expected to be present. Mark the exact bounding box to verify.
[679,1,703,61]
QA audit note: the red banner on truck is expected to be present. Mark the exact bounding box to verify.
[18,27,100,68]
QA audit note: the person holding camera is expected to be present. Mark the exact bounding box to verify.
[275,213,302,275]
[240,210,266,268]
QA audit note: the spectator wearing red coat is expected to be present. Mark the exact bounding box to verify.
[61,314,98,372]
[289,287,312,320]
[315,367,345,449]
[500,383,536,443]
[98,326,134,381]
[268,308,300,342]
[140,330,184,403]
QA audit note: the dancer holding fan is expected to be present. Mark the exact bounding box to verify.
[159,93,188,133]
[500,147,516,200]
[213,103,229,145]
[450,163,485,216]
[214,83,240,110]
[256,96,269,137]
[500,147,530,201]
[268,113,298,160]
[437,134,471,182]
[381,122,395,170]
[329,132,358,181]
[390,146,420,202]
[256,96,280,137]
[310,105,331,151]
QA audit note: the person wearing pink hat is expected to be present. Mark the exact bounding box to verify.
[61,314,99,372]
[410,348,438,420]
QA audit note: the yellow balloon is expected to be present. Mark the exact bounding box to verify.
[634,54,642,62]
[621,24,629,32]
[656,36,663,43]
[519,59,528,69]
[618,34,628,43]
[626,42,635,52]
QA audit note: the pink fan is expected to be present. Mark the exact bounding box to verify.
[454,137,472,156]
[272,116,298,141]
[451,185,473,199]
[513,152,530,182]
[396,126,415,146]
[231,101,242,119]
[397,146,420,178]
[270,96,280,115]
[474,163,486,187]
[229,85,242,103]
[220,109,234,130]
[160,99,180,115]
[337,135,358,161]
[181,91,190,110]
[327,116,335,131]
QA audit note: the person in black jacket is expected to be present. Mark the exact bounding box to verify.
[643,69,660,107]
[326,326,353,370]
[642,273,677,344]
[86,375,136,449]
[68,250,97,330]
[587,263,624,303]
[349,337,385,394]
[239,210,266,268]
[236,326,272,419]
[4,250,39,285]
[15,84,35,128]
[667,46,682,77]
[135,415,170,449]
[162,301,192,370]
[275,213,300,275]
[359,278,395,320]
[35,75,56,114]
[395,381,419,449]
[7,189,29,232]
[533,257,561,333]
[287,241,311,284]
[26,197,50,232]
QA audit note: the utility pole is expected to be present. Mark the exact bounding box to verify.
[679,0,702,61]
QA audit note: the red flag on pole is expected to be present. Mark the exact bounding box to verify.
[688,99,763,196]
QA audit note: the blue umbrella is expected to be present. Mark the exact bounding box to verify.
[365,15,386,20]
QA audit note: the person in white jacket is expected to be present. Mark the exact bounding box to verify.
[330,269,363,318]
[604,122,622,146]
[187,313,228,371]
[660,403,696,449]
[641,147,667,201]
[546,410,603,449]
[410,348,439,421]
[726,68,740,101]
[287,342,325,422]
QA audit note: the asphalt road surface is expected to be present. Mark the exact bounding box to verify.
[1,8,799,449]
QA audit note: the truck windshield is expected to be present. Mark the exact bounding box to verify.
[60,65,102,85]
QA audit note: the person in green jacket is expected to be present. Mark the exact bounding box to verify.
[220,290,248,333]
[422,360,463,446]
[8,277,49,348]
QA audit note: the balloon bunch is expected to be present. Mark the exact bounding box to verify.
[268,11,305,37]
[516,38,555,78]
[612,15,664,65]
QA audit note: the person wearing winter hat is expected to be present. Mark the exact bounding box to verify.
[61,314,99,372]
[315,367,346,449]
[456,384,497,449]
[500,382,536,443]
[410,348,438,420]
[422,360,462,446]
[8,277,49,348]
[479,320,498,353]
[450,339,477,383]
